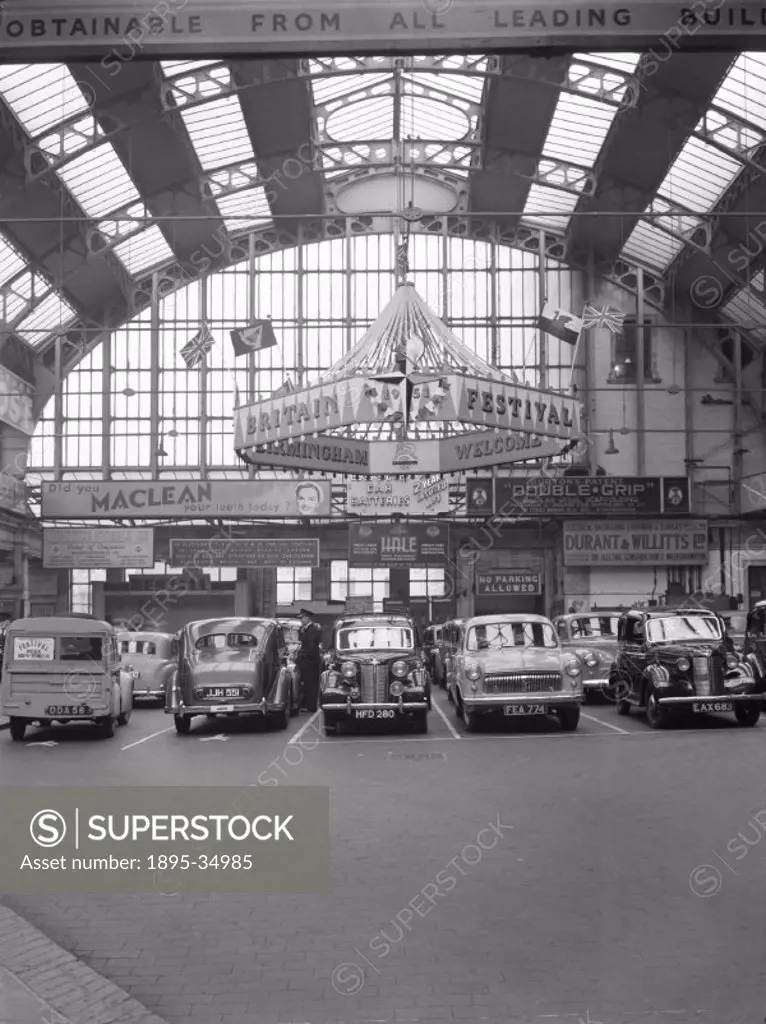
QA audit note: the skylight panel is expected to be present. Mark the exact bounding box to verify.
[161,60,221,76]
[0,236,26,287]
[0,65,90,137]
[179,95,254,169]
[2,271,47,324]
[326,95,392,140]
[722,272,766,345]
[523,184,579,232]
[620,221,686,270]
[113,228,175,276]
[56,143,141,220]
[16,292,77,347]
[714,53,766,130]
[309,58,389,104]
[216,188,272,234]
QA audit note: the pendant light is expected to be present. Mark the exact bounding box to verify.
[605,429,619,455]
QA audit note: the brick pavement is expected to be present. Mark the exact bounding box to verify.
[0,902,171,1024]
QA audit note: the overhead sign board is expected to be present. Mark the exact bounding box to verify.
[43,528,154,569]
[346,477,450,516]
[349,523,449,567]
[168,538,319,568]
[563,520,709,567]
[0,365,34,436]
[41,479,331,519]
[476,571,542,595]
[2,2,763,56]
[466,476,691,516]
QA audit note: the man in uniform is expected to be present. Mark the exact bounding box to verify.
[297,608,322,712]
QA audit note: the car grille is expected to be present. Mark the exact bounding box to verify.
[484,672,562,694]
[691,655,725,697]
[360,664,388,702]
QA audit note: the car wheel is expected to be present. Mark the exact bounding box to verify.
[9,718,26,742]
[617,698,631,716]
[323,715,339,735]
[463,705,479,732]
[99,715,116,738]
[558,707,580,732]
[174,715,191,735]
[117,707,131,726]
[735,704,761,727]
[411,710,428,734]
[645,686,668,729]
[268,708,289,731]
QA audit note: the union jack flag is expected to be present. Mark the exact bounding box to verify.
[396,241,409,280]
[180,322,215,368]
[581,305,626,333]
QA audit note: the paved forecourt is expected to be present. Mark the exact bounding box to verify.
[2,698,766,1023]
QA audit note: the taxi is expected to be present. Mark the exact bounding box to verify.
[118,631,177,704]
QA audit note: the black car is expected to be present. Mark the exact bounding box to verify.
[610,608,764,728]
[319,615,430,734]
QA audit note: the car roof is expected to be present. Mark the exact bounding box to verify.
[9,616,114,633]
[337,616,413,627]
[626,608,719,619]
[465,613,552,626]
[186,618,273,636]
[557,611,621,620]
[117,631,175,641]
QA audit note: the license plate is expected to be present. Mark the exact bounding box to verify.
[354,709,396,719]
[208,704,235,713]
[693,700,734,713]
[45,705,92,716]
[504,704,547,716]
[205,688,242,698]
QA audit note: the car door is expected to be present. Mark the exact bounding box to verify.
[622,614,648,701]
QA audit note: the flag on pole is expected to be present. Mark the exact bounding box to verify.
[272,378,295,398]
[230,372,242,407]
[537,303,582,345]
[581,305,626,333]
[396,241,409,280]
[180,322,215,368]
[230,320,277,357]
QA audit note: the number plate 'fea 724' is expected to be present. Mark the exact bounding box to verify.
[504,704,547,716]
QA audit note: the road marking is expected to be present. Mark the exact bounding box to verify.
[121,726,174,750]
[26,740,57,747]
[288,710,321,744]
[200,734,229,742]
[431,698,461,739]
[581,711,629,734]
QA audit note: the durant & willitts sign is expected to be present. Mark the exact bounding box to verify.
[3,2,765,57]
[563,520,708,566]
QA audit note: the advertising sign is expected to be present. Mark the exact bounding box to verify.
[476,571,542,595]
[0,472,26,515]
[346,477,449,515]
[0,365,34,436]
[563,520,709,567]
[168,538,319,568]
[41,479,331,518]
[43,528,154,569]
[349,523,449,567]
[12,637,55,661]
[466,479,494,515]
[2,2,754,58]
[489,476,690,516]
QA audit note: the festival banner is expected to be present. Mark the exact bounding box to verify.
[41,479,332,519]
[168,538,319,568]
[43,528,154,569]
[348,523,449,567]
[476,571,542,596]
[0,365,35,436]
[346,477,449,516]
[563,520,709,567]
[451,375,583,442]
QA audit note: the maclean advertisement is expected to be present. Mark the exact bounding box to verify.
[348,523,449,567]
[469,476,691,516]
[563,520,709,567]
[41,479,332,518]
[346,477,450,516]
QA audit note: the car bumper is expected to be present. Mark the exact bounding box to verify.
[582,677,610,691]
[658,693,765,706]
[462,693,582,710]
[133,688,165,699]
[167,698,284,716]
[322,699,428,714]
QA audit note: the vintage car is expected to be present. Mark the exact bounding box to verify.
[422,624,443,684]
[166,617,296,734]
[447,614,583,731]
[319,615,430,734]
[1,615,133,740]
[437,618,465,696]
[118,631,177,704]
[745,601,766,670]
[553,612,620,700]
[610,608,764,728]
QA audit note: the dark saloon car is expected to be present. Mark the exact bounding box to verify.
[319,615,430,734]
[553,612,620,700]
[166,617,296,734]
[610,609,764,728]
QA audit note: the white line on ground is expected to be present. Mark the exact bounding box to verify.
[581,711,629,734]
[430,698,462,739]
[121,726,174,750]
[287,710,321,744]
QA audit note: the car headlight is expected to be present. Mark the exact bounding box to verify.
[726,653,739,670]
[390,681,404,697]
[342,662,357,679]
[240,684,253,698]
[676,657,690,672]
[465,660,482,681]
[565,660,581,677]
[192,685,204,699]
[392,660,408,677]
[585,653,598,668]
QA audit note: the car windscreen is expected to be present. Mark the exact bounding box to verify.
[120,640,157,655]
[724,613,747,633]
[337,627,414,650]
[645,616,723,643]
[195,629,264,651]
[571,616,619,638]
[466,621,558,650]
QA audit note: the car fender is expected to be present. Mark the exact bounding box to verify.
[645,663,670,686]
[744,651,763,683]
[270,666,291,707]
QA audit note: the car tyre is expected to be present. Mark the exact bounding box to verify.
[411,710,428,734]
[558,707,580,732]
[174,714,191,735]
[645,686,669,729]
[323,715,339,735]
[269,708,289,731]
[117,707,131,727]
[463,705,479,732]
[9,718,26,742]
[735,704,761,727]
[99,715,116,738]
[617,698,631,716]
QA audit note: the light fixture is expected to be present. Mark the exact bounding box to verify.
[605,430,619,455]
[666,383,681,394]
[122,387,136,397]
[618,426,630,435]
[166,429,178,438]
